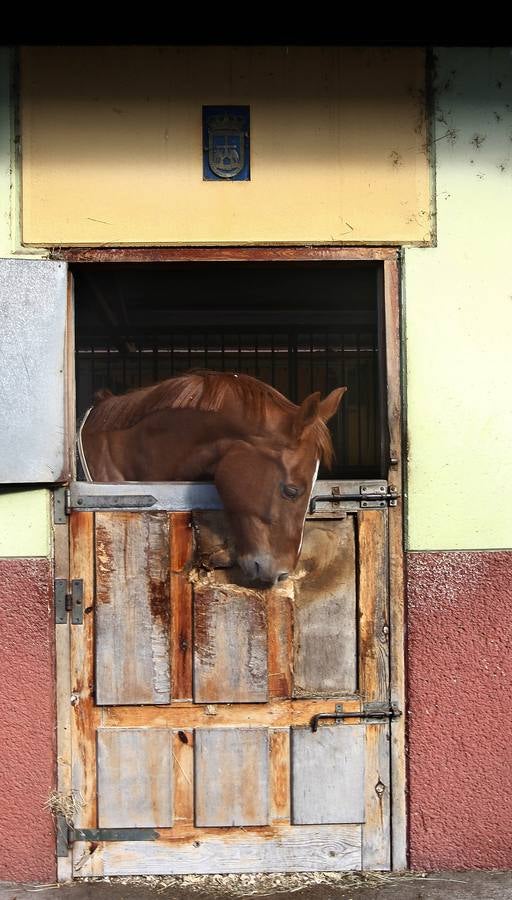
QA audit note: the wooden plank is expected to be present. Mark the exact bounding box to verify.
[267,588,293,699]
[384,255,407,870]
[362,723,391,870]
[170,513,194,701]
[74,825,362,875]
[69,512,96,830]
[358,509,391,866]
[192,510,235,570]
[172,729,194,827]
[95,512,171,705]
[97,728,173,828]
[358,510,389,703]
[194,728,269,827]
[53,245,399,263]
[193,586,268,703]
[270,728,290,824]
[105,698,361,729]
[291,725,365,824]
[293,519,357,697]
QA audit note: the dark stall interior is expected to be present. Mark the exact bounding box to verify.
[73,261,386,477]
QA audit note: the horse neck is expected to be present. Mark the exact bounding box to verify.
[154,400,291,480]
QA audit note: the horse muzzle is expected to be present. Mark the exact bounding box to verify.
[239,554,290,588]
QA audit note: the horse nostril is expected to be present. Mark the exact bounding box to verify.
[278,572,289,582]
[254,561,260,575]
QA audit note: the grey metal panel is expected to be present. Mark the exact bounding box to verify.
[97,728,173,827]
[68,479,386,513]
[291,725,365,824]
[195,728,269,827]
[69,480,222,511]
[0,258,69,482]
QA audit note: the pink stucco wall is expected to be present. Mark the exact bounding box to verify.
[407,550,512,869]
[2,548,512,879]
[0,558,56,882]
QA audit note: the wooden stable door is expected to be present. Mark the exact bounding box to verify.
[67,484,394,875]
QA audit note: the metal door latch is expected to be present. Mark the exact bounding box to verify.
[310,703,402,732]
[309,484,399,513]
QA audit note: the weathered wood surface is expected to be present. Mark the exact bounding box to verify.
[358,510,389,703]
[172,729,194,827]
[95,512,171,705]
[73,825,362,875]
[170,513,194,701]
[70,512,97,830]
[69,471,399,874]
[104,698,361,729]
[195,728,270,827]
[194,728,269,827]
[267,588,294,699]
[192,510,236,570]
[363,722,391,869]
[193,586,268,703]
[97,728,173,828]
[293,519,357,697]
[291,724,365,824]
[270,728,290,823]
[384,255,407,870]
[55,245,399,263]
[358,509,391,867]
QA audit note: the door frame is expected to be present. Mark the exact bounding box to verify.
[52,245,406,877]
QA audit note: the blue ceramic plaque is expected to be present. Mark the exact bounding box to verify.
[203,106,250,181]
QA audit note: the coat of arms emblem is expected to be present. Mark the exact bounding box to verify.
[203,106,250,181]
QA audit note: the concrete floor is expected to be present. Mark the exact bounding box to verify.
[2,872,512,900]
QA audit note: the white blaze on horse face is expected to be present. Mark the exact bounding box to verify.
[297,458,320,559]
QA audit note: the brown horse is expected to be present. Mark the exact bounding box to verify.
[81,371,347,586]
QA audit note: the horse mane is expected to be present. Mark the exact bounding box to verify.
[85,371,335,466]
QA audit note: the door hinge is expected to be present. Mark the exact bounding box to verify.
[56,816,159,855]
[53,486,71,524]
[310,702,402,732]
[55,578,84,625]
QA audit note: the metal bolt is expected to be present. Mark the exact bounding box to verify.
[375,781,386,796]
[70,693,80,706]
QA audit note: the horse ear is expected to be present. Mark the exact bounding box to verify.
[319,387,348,422]
[294,392,321,438]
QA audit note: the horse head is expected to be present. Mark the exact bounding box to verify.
[214,387,347,586]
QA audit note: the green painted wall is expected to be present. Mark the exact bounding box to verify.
[0,489,51,557]
[405,48,512,550]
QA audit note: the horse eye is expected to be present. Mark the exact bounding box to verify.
[281,483,300,500]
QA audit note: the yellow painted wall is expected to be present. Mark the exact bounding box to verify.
[20,46,431,246]
[405,48,512,550]
[0,489,51,557]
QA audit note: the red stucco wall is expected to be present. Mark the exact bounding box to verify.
[407,550,512,869]
[2,548,512,879]
[0,558,56,882]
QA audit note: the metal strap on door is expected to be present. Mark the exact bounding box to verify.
[55,480,399,518]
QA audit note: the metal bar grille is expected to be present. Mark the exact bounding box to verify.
[76,328,381,476]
